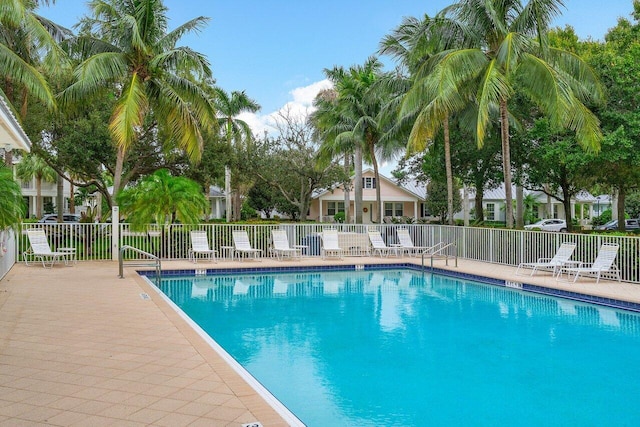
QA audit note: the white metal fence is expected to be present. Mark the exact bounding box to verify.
[16,223,640,283]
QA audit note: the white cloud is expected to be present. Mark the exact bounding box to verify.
[239,79,333,137]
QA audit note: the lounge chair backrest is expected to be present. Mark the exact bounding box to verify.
[592,244,619,270]
[368,231,387,249]
[321,229,341,250]
[396,229,415,248]
[271,230,291,250]
[550,242,577,264]
[190,231,210,251]
[27,229,54,255]
[232,230,253,250]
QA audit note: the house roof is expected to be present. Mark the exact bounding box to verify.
[208,185,225,198]
[0,94,31,152]
[312,168,426,200]
[466,183,597,203]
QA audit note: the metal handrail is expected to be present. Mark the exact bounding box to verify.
[118,245,161,282]
[422,242,458,270]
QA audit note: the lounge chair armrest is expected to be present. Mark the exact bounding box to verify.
[563,261,582,267]
[536,257,552,263]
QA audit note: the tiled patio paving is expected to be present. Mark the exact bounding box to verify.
[1,256,639,426]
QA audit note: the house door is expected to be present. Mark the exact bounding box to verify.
[364,203,374,223]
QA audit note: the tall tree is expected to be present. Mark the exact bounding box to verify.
[317,58,399,223]
[0,0,68,116]
[16,153,57,218]
[416,0,603,228]
[61,0,216,198]
[212,88,260,222]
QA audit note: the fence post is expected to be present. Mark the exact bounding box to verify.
[111,206,120,261]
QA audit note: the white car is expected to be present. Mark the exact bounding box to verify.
[524,219,568,232]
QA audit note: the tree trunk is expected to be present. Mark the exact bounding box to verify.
[562,186,573,232]
[3,149,11,167]
[56,174,64,222]
[36,176,43,218]
[368,137,382,224]
[443,115,454,225]
[617,187,626,231]
[516,185,524,228]
[69,182,75,214]
[113,146,125,206]
[474,188,484,223]
[499,99,513,228]
[343,156,351,223]
[225,165,231,222]
[354,145,363,224]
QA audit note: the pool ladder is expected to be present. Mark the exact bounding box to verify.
[118,245,161,283]
[421,242,457,270]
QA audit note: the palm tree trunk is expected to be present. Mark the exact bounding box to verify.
[56,174,64,221]
[113,146,125,205]
[617,187,626,231]
[343,156,351,223]
[516,185,524,228]
[444,115,454,225]
[500,99,513,228]
[354,145,363,224]
[368,138,382,224]
[225,165,231,222]
[36,176,42,218]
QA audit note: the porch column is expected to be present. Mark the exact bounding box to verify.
[215,199,221,219]
[319,199,323,222]
[414,201,418,220]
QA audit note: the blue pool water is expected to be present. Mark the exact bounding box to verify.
[157,268,640,426]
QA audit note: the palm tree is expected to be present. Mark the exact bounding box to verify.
[61,0,216,199]
[212,88,260,222]
[407,0,603,228]
[311,88,354,223]
[16,153,57,218]
[0,164,26,229]
[318,58,398,224]
[0,0,68,117]
[117,169,208,257]
[380,14,463,225]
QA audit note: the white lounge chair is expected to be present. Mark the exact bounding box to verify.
[232,230,262,261]
[557,243,621,283]
[515,242,577,277]
[396,228,436,256]
[368,230,401,257]
[24,229,70,268]
[188,230,218,263]
[271,229,302,260]
[320,229,345,260]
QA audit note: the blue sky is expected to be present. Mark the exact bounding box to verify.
[39,0,633,131]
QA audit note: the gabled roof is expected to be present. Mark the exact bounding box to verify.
[0,94,31,152]
[467,183,596,203]
[312,168,426,200]
[208,185,225,198]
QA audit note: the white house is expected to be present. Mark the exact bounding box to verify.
[309,169,430,223]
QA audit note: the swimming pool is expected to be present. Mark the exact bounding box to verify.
[155,267,640,426]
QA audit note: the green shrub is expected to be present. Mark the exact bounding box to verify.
[334,212,346,223]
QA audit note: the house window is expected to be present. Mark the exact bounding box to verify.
[553,204,559,219]
[486,203,495,221]
[327,202,345,216]
[384,202,403,217]
[362,177,376,189]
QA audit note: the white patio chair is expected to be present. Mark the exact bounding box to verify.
[188,230,218,263]
[320,229,345,260]
[24,229,70,268]
[367,230,401,257]
[515,242,577,277]
[396,228,436,257]
[232,230,262,261]
[271,229,302,260]
[557,243,621,283]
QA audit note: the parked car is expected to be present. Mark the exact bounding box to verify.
[594,219,640,231]
[38,213,81,223]
[524,219,568,232]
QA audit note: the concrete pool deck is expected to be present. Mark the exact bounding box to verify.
[1,256,639,426]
